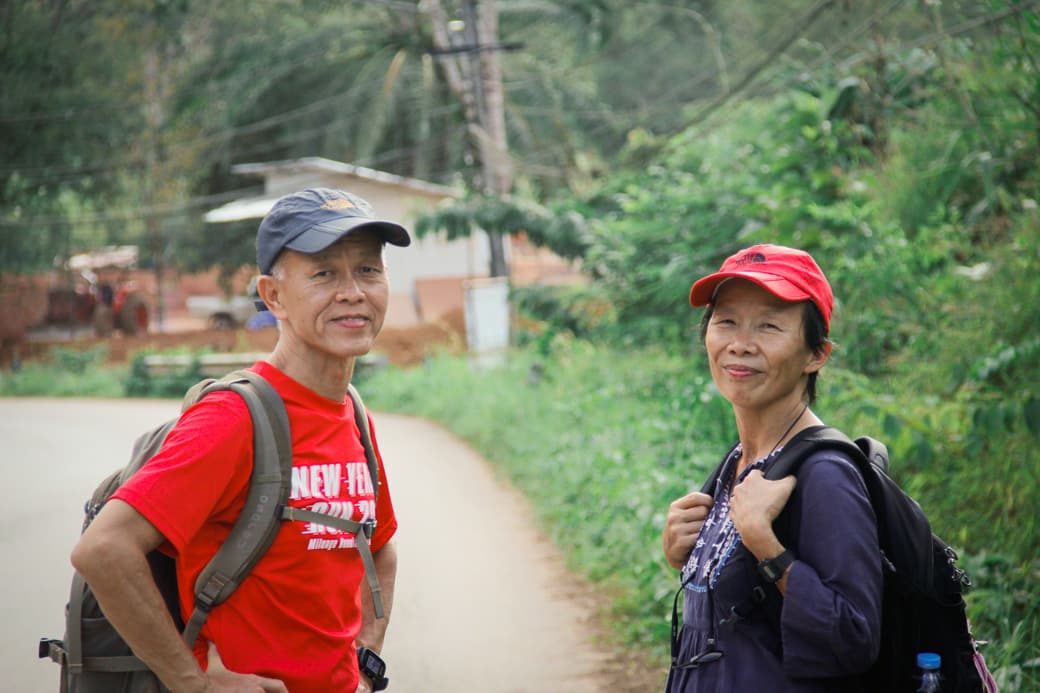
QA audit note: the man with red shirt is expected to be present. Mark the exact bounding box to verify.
[72,188,409,693]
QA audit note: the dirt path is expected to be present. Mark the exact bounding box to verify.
[376,413,626,691]
[1,399,658,692]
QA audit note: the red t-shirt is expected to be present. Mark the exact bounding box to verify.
[113,361,397,692]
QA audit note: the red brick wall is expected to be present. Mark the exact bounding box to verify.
[0,273,50,340]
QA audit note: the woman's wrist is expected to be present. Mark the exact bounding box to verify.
[740,522,784,561]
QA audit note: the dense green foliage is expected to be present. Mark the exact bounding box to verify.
[1,1,1002,276]
[363,341,1039,690]
[372,5,1040,687]
[0,347,124,398]
[4,1,1038,688]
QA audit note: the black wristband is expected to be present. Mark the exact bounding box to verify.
[756,549,794,583]
[357,646,389,691]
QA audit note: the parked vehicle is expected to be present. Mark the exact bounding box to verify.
[186,292,258,329]
[45,246,149,336]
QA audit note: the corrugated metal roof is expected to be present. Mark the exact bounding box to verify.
[204,196,278,223]
[205,157,461,223]
[231,156,461,198]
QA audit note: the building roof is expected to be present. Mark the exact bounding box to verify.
[234,156,459,197]
[205,157,461,224]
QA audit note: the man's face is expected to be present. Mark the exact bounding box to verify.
[265,229,389,361]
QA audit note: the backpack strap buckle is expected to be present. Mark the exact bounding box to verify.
[194,572,232,612]
[38,638,66,664]
[719,585,767,633]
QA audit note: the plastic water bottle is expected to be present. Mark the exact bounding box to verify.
[916,652,943,692]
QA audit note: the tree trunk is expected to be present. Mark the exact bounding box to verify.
[144,46,164,333]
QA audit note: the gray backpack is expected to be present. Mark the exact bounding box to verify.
[39,370,384,692]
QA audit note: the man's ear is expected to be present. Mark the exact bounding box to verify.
[805,341,832,374]
[256,274,288,320]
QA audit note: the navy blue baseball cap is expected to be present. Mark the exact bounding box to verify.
[256,188,411,275]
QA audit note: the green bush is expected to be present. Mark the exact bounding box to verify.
[365,341,1038,689]
[124,351,207,398]
[0,346,125,397]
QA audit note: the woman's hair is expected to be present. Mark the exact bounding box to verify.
[699,301,831,404]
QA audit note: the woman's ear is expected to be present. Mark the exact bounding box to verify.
[805,341,832,374]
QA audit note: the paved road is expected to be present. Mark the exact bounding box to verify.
[0,398,614,692]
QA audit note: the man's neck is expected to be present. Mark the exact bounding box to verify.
[268,342,355,402]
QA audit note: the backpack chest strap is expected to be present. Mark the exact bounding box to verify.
[281,507,384,619]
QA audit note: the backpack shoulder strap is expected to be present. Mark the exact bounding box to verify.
[348,383,379,504]
[278,382,386,619]
[763,425,869,480]
[716,426,883,630]
[699,442,741,495]
[700,427,874,494]
[765,425,938,595]
[182,369,292,649]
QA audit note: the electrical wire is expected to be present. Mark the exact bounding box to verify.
[4,1,1035,229]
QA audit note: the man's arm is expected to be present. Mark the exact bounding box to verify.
[354,539,397,693]
[70,499,287,693]
[356,538,397,652]
[71,499,210,691]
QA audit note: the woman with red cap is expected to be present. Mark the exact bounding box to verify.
[661,245,882,691]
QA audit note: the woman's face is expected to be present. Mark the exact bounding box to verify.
[704,278,828,413]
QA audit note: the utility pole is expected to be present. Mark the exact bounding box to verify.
[144,45,166,333]
[424,0,515,277]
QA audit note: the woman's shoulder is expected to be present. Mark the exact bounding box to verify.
[793,445,872,498]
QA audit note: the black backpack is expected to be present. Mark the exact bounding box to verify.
[39,370,384,693]
[697,425,997,693]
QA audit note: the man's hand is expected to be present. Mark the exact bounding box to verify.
[206,642,289,693]
[354,673,374,693]
[662,491,714,570]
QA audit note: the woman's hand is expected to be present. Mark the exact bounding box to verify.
[662,492,715,570]
[730,469,796,558]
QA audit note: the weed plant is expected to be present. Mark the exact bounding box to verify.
[365,340,1039,690]
[3,340,1032,688]
[0,346,125,397]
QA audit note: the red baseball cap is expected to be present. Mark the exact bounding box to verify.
[689,244,834,330]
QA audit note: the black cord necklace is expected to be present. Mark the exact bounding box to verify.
[743,401,810,469]
[769,401,809,457]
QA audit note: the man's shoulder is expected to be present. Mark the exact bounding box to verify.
[176,387,255,442]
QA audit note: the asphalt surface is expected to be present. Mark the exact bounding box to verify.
[1,398,614,692]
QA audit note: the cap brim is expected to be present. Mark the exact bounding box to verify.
[286,217,411,254]
[690,270,812,306]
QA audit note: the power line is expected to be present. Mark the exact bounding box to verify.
[5,0,1034,226]
[0,84,463,182]
[685,0,840,126]
[0,188,258,229]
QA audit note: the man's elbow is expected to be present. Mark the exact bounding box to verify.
[71,530,115,581]
[72,500,163,581]
[71,523,142,584]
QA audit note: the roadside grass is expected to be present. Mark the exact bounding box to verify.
[364,341,1039,691]
[5,341,1035,689]
[0,347,126,397]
